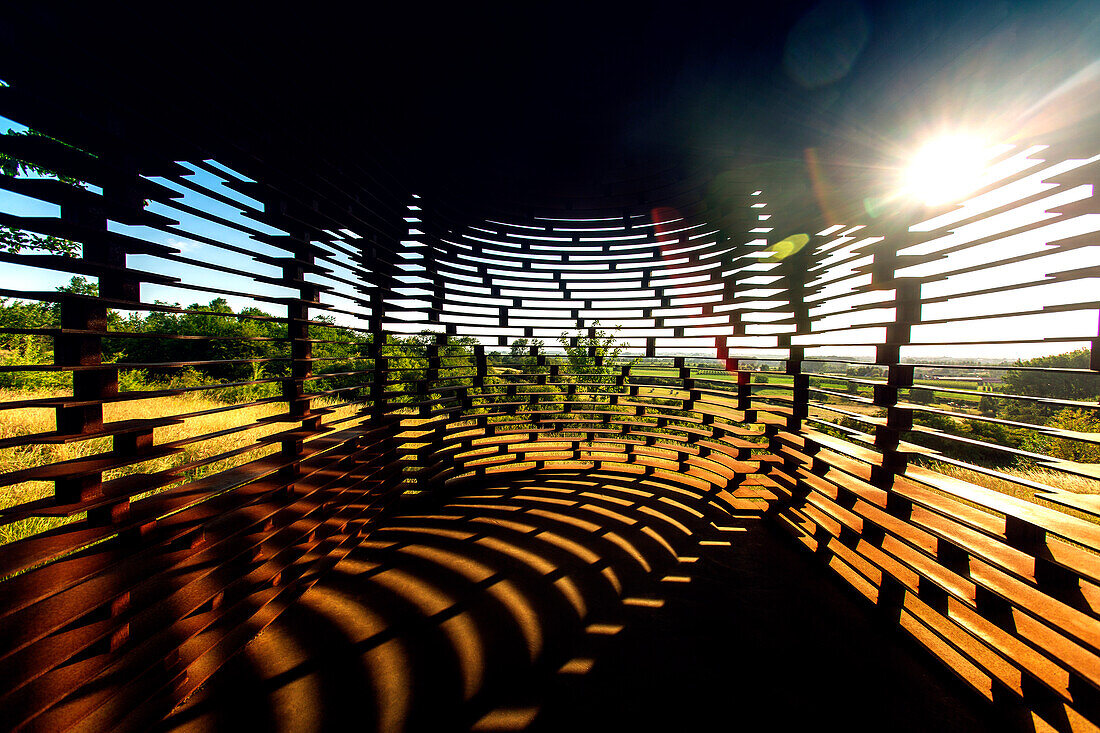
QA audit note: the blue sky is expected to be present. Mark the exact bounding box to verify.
[1,112,378,333]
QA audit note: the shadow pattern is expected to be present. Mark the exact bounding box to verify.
[158,468,1015,733]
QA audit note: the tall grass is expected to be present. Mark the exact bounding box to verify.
[0,389,362,545]
[917,461,1100,526]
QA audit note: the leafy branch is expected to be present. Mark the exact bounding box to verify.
[0,128,85,257]
[0,226,81,257]
[0,129,86,186]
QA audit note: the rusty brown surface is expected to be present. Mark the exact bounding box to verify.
[0,64,1097,733]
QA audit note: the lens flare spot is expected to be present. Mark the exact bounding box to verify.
[765,233,810,261]
[652,205,684,260]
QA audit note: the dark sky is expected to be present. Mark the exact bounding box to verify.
[4,1,1099,211]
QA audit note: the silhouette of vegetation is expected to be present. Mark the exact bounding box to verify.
[0,128,85,257]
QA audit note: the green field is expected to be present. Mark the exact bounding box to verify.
[628,369,992,409]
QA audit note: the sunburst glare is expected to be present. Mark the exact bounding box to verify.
[903,134,993,206]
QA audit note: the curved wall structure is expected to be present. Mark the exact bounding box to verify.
[0,67,1099,732]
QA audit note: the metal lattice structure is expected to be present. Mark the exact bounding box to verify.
[1,21,1100,733]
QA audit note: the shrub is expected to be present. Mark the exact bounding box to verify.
[558,321,637,393]
[1047,408,1100,463]
[910,387,933,404]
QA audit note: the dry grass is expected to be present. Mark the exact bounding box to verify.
[7,381,1094,549]
[917,461,1100,526]
[1006,466,1100,495]
[0,390,364,545]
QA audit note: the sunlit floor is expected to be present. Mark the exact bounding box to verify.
[159,470,1016,732]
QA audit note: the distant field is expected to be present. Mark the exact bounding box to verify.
[503,365,990,410]
[913,379,983,389]
[631,368,738,381]
[631,369,866,393]
[628,369,994,409]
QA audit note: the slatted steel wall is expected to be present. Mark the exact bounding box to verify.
[0,80,417,730]
[750,142,1100,733]
[1,79,1099,731]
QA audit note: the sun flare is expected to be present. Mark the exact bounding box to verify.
[903,134,991,206]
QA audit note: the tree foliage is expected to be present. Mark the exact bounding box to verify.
[0,274,490,401]
[557,321,636,390]
[1004,348,1098,401]
[378,332,479,402]
[909,410,1019,467]
[0,129,85,184]
[910,387,933,404]
[0,227,82,257]
[1041,409,1100,463]
[105,297,290,382]
[0,277,105,350]
[506,337,544,369]
[0,128,84,257]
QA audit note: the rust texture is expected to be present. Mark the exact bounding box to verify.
[0,51,1098,733]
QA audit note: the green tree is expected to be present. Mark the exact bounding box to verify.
[908,411,1020,467]
[0,277,109,390]
[557,321,637,391]
[56,275,100,297]
[0,297,53,351]
[379,332,478,404]
[1003,349,1098,401]
[0,276,106,353]
[910,387,934,404]
[1046,409,1100,463]
[508,337,545,368]
[0,129,85,184]
[308,315,369,395]
[105,297,287,383]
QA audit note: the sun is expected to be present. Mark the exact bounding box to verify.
[903,134,991,206]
